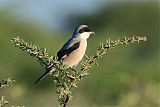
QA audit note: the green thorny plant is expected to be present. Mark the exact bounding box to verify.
[0,77,24,107]
[0,77,15,89]
[11,36,147,107]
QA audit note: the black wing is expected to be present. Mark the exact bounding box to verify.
[34,41,80,84]
[57,42,80,61]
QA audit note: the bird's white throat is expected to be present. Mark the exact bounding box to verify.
[79,32,90,40]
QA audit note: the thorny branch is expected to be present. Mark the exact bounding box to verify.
[0,77,15,88]
[0,78,24,107]
[0,96,9,107]
[11,36,147,107]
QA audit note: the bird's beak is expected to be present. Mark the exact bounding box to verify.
[90,31,95,35]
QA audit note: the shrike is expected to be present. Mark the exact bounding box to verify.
[34,25,95,84]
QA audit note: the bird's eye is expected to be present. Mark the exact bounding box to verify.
[78,29,85,33]
[79,27,91,33]
[85,27,91,32]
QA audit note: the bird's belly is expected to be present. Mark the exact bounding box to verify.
[63,40,87,67]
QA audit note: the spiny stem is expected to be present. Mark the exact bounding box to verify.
[0,77,15,88]
[11,35,147,107]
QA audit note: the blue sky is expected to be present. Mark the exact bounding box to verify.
[0,0,107,29]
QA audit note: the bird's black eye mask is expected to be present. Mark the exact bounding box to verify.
[78,27,91,34]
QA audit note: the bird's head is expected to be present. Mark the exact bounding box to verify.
[73,25,95,39]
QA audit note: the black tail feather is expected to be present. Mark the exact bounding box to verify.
[34,69,50,84]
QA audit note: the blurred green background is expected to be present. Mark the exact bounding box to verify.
[0,0,159,107]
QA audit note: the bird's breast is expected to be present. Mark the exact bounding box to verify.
[63,39,87,67]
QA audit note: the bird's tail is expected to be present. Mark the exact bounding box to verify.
[34,67,56,84]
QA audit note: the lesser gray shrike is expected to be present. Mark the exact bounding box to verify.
[34,25,95,84]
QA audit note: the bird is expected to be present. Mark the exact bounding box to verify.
[34,25,95,84]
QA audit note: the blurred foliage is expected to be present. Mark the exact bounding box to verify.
[0,1,159,107]
[0,78,24,107]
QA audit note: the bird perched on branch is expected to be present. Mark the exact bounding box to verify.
[34,25,95,84]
